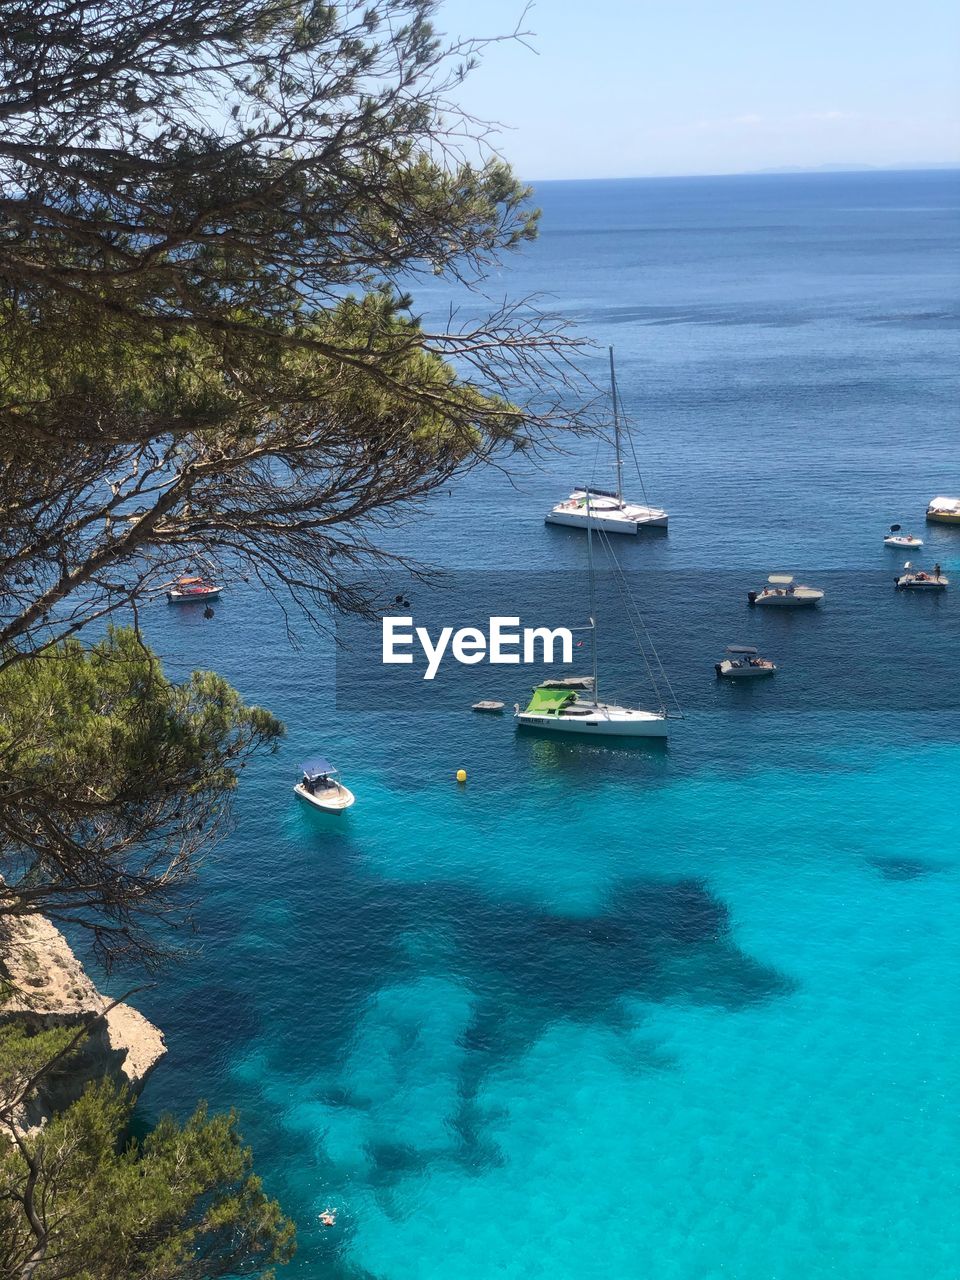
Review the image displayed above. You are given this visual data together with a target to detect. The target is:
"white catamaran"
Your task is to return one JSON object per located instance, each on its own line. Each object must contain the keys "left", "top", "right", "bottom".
{"left": 516, "top": 493, "right": 678, "bottom": 739}
{"left": 545, "top": 348, "right": 668, "bottom": 534}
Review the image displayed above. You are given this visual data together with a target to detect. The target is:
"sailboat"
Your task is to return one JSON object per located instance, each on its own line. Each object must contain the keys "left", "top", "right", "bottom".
{"left": 545, "top": 348, "right": 668, "bottom": 534}
{"left": 516, "top": 493, "right": 675, "bottom": 739}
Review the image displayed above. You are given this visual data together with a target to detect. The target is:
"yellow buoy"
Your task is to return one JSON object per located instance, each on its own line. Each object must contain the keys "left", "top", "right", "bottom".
{"left": 456, "top": 768, "right": 467, "bottom": 783}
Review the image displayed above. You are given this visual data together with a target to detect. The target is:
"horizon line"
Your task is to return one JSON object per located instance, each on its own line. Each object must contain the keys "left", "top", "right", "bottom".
{"left": 523, "top": 163, "right": 960, "bottom": 185}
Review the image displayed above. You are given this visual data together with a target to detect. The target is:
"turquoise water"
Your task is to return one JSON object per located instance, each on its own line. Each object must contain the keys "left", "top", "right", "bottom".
{"left": 131, "top": 172, "right": 960, "bottom": 1279}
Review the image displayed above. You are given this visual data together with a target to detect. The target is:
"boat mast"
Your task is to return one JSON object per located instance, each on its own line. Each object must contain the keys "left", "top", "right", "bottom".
{"left": 585, "top": 488, "right": 599, "bottom": 700}
{"left": 609, "top": 346, "right": 622, "bottom": 504}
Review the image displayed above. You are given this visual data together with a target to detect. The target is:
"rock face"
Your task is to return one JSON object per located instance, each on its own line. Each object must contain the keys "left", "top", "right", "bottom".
{"left": 0, "top": 913, "right": 166, "bottom": 1127}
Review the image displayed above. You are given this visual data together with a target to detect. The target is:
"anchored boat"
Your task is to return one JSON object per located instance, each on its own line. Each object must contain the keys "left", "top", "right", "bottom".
{"left": 715, "top": 645, "right": 777, "bottom": 679}
{"left": 167, "top": 574, "right": 223, "bottom": 603}
{"left": 545, "top": 348, "right": 668, "bottom": 534}
{"left": 516, "top": 677, "right": 669, "bottom": 737}
{"left": 884, "top": 524, "right": 923, "bottom": 549}
{"left": 926, "top": 496, "right": 960, "bottom": 525}
{"left": 748, "top": 575, "right": 824, "bottom": 608}
{"left": 895, "top": 562, "right": 949, "bottom": 592}
{"left": 518, "top": 492, "right": 679, "bottom": 740}
{"left": 294, "top": 757, "right": 356, "bottom": 812}
{"left": 547, "top": 488, "right": 668, "bottom": 534}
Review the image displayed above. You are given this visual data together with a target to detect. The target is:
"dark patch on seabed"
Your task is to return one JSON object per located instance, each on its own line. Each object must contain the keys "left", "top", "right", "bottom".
{"left": 244, "top": 853, "right": 795, "bottom": 1211}
{"left": 257, "top": 869, "right": 799, "bottom": 1279}
{"left": 867, "top": 855, "right": 945, "bottom": 881}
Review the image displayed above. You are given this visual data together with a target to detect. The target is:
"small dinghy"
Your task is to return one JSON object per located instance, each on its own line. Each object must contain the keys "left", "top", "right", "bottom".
{"left": 715, "top": 645, "right": 777, "bottom": 679}
{"left": 884, "top": 524, "right": 923, "bottom": 549}
{"left": 167, "top": 574, "right": 223, "bottom": 603}
{"left": 748, "top": 574, "right": 824, "bottom": 608}
{"left": 294, "top": 756, "right": 355, "bottom": 812}
{"left": 895, "top": 562, "right": 949, "bottom": 592}
{"left": 472, "top": 700, "right": 505, "bottom": 713}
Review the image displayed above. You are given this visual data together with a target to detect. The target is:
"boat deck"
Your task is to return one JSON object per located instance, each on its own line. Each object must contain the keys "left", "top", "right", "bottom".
{"left": 546, "top": 498, "right": 668, "bottom": 532}
{"left": 294, "top": 781, "right": 355, "bottom": 810}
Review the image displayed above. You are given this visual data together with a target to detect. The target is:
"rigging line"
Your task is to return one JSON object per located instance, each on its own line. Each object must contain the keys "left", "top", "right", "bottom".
{"left": 585, "top": 489, "right": 599, "bottom": 701}
{"left": 612, "top": 365, "right": 651, "bottom": 508}
{"left": 591, "top": 356, "right": 621, "bottom": 495}
{"left": 587, "top": 355, "right": 607, "bottom": 491}
{"left": 620, "top": 572, "right": 684, "bottom": 719}
{"left": 596, "top": 525, "right": 684, "bottom": 718}
{"left": 626, "top": 426, "right": 650, "bottom": 508}
{"left": 594, "top": 524, "right": 662, "bottom": 707}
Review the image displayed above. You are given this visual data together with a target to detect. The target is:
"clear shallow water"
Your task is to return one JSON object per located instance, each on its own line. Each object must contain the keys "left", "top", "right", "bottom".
{"left": 129, "top": 172, "right": 959, "bottom": 1279}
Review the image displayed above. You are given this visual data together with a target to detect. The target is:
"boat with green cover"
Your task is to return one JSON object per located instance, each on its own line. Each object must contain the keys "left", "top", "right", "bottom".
{"left": 516, "top": 675, "right": 669, "bottom": 738}
{"left": 517, "top": 485, "right": 678, "bottom": 740}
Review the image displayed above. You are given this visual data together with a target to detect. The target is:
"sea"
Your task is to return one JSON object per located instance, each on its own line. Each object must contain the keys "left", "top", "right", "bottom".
{"left": 129, "top": 170, "right": 960, "bottom": 1279}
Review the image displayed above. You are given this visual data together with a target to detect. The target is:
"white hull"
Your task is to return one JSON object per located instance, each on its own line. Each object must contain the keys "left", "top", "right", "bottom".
{"left": 927, "top": 497, "right": 960, "bottom": 524}
{"left": 516, "top": 703, "right": 668, "bottom": 738}
{"left": 895, "top": 578, "right": 948, "bottom": 592}
{"left": 546, "top": 504, "right": 668, "bottom": 533}
{"left": 749, "top": 590, "right": 823, "bottom": 608}
{"left": 294, "top": 781, "right": 355, "bottom": 812}
{"left": 752, "top": 597, "right": 820, "bottom": 609}
{"left": 168, "top": 586, "right": 222, "bottom": 603}
{"left": 884, "top": 537, "right": 923, "bottom": 549}
{"left": 716, "top": 661, "right": 776, "bottom": 678}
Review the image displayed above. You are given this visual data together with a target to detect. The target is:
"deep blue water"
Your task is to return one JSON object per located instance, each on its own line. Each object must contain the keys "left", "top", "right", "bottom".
{"left": 127, "top": 172, "right": 959, "bottom": 1279}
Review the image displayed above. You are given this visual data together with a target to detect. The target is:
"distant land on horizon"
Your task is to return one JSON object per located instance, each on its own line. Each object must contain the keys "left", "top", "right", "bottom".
{"left": 527, "top": 162, "right": 960, "bottom": 184}
{"left": 753, "top": 161, "right": 960, "bottom": 174}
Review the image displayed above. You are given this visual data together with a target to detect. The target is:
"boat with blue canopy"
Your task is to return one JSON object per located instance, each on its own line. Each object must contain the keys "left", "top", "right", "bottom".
{"left": 294, "top": 756, "right": 355, "bottom": 812}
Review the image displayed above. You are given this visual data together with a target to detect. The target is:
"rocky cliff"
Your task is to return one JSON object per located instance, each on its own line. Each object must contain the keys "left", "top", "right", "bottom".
{"left": 0, "top": 912, "right": 166, "bottom": 1128}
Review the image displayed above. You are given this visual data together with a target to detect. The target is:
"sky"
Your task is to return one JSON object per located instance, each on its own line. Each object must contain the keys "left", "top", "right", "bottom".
{"left": 432, "top": 0, "right": 960, "bottom": 179}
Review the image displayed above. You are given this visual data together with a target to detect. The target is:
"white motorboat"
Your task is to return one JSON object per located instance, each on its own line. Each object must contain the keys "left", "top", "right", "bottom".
{"left": 167, "top": 574, "right": 223, "bottom": 603}
{"left": 748, "top": 574, "right": 824, "bottom": 608}
{"left": 545, "top": 348, "right": 668, "bottom": 534}
{"left": 294, "top": 756, "right": 356, "bottom": 812}
{"left": 895, "top": 562, "right": 949, "bottom": 592}
{"left": 715, "top": 645, "right": 777, "bottom": 679}
{"left": 517, "top": 494, "right": 678, "bottom": 740}
{"left": 926, "top": 496, "right": 960, "bottom": 525}
{"left": 883, "top": 524, "right": 923, "bottom": 549}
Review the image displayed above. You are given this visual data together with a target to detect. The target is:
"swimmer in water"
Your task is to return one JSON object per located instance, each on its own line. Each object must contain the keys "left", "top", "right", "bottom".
{"left": 319, "top": 1208, "right": 338, "bottom": 1227}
